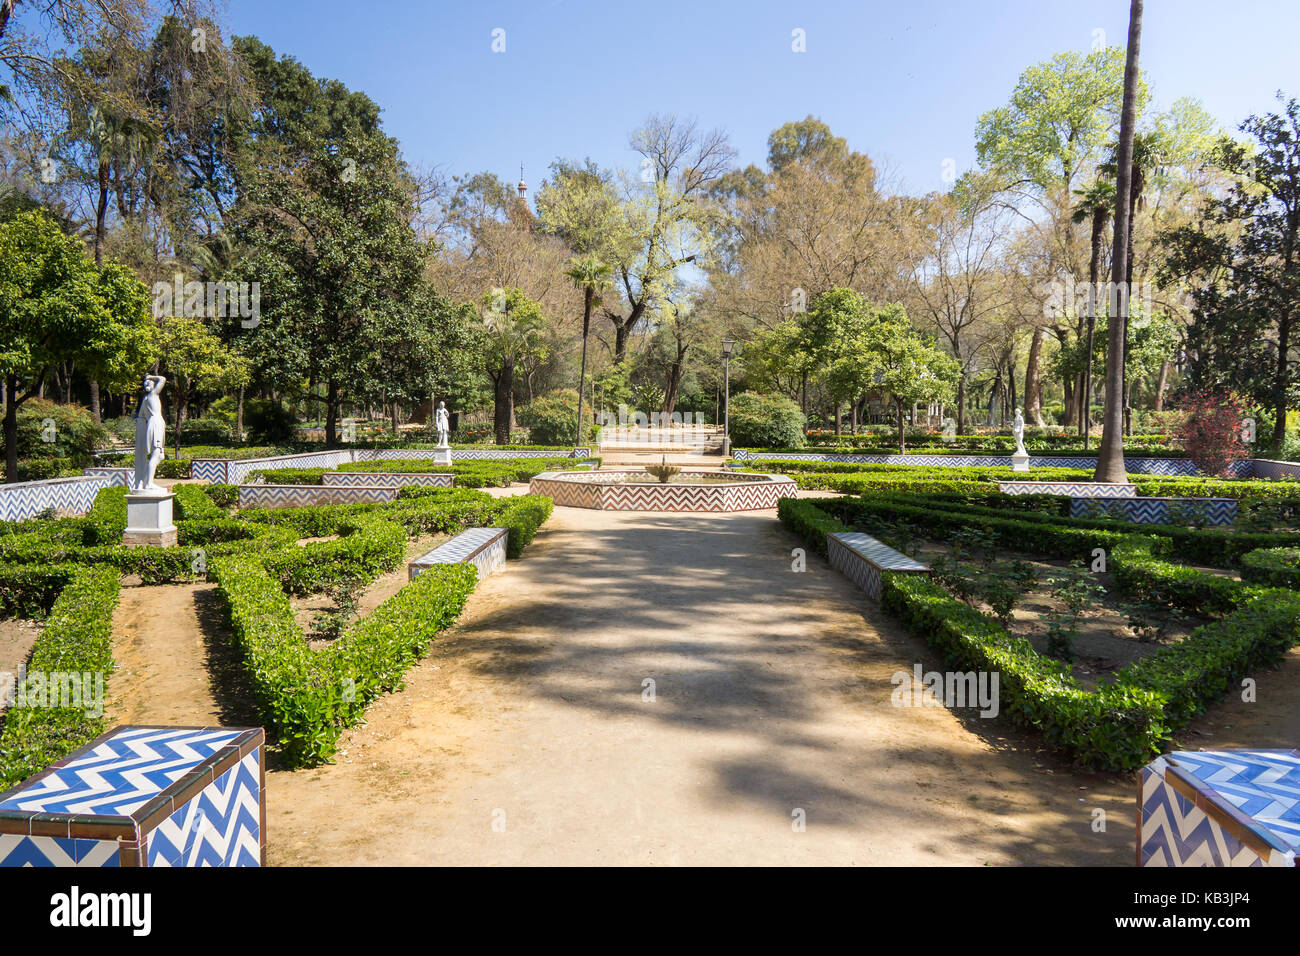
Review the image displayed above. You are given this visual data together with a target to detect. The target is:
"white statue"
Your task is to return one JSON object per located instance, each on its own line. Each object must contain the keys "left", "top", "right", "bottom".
{"left": 435, "top": 401, "right": 450, "bottom": 448}
{"left": 1012, "top": 407, "right": 1028, "bottom": 458}
{"left": 132, "top": 374, "right": 167, "bottom": 492}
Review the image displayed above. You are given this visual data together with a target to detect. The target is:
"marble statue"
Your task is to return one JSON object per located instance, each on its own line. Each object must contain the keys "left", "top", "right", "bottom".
{"left": 132, "top": 374, "right": 167, "bottom": 492}
{"left": 435, "top": 401, "right": 450, "bottom": 447}
{"left": 1012, "top": 407, "right": 1028, "bottom": 458}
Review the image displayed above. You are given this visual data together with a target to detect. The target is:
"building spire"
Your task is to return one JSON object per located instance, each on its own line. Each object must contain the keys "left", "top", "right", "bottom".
{"left": 517, "top": 164, "right": 526, "bottom": 198}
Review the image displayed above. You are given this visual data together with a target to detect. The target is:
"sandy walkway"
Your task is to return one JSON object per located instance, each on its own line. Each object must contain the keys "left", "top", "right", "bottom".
{"left": 266, "top": 505, "right": 1136, "bottom": 866}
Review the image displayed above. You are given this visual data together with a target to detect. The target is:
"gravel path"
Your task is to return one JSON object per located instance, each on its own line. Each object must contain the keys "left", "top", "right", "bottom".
{"left": 266, "top": 504, "right": 1136, "bottom": 866}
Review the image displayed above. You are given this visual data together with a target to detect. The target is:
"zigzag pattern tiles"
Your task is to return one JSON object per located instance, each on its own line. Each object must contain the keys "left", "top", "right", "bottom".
{"left": 322, "top": 472, "right": 453, "bottom": 487}
{"left": 1001, "top": 481, "right": 1137, "bottom": 498}
{"left": 0, "top": 475, "right": 117, "bottom": 523}
{"left": 0, "top": 727, "right": 243, "bottom": 816}
{"left": 146, "top": 752, "right": 261, "bottom": 867}
{"left": 0, "top": 834, "right": 120, "bottom": 867}
{"left": 1070, "top": 497, "right": 1238, "bottom": 526}
{"left": 237, "top": 484, "right": 398, "bottom": 508}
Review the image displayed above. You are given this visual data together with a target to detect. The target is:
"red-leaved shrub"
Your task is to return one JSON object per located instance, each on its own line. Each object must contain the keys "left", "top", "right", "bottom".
{"left": 1176, "top": 389, "right": 1250, "bottom": 476}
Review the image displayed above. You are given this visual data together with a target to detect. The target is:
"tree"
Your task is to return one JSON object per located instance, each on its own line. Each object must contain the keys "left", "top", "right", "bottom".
{"left": 479, "top": 287, "right": 547, "bottom": 445}
{"left": 1070, "top": 177, "right": 1115, "bottom": 445}
{"left": 1159, "top": 95, "right": 1300, "bottom": 456}
{"left": 155, "top": 314, "right": 250, "bottom": 456}
{"left": 563, "top": 255, "right": 610, "bottom": 446}
{"left": 0, "top": 209, "right": 153, "bottom": 480}
{"left": 1095, "top": 0, "right": 1144, "bottom": 483}
{"left": 857, "top": 305, "right": 960, "bottom": 453}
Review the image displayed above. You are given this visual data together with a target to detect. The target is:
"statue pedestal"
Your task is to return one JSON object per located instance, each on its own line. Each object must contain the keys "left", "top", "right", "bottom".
{"left": 430, "top": 446, "right": 452, "bottom": 466}
{"left": 1011, "top": 453, "right": 1030, "bottom": 473}
{"left": 123, "top": 490, "right": 177, "bottom": 547}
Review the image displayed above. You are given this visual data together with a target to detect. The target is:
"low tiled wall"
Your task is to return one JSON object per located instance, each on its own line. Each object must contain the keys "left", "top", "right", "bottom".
{"left": 1001, "top": 481, "right": 1137, "bottom": 498}
{"left": 1069, "top": 496, "right": 1238, "bottom": 526}
{"left": 192, "top": 446, "right": 591, "bottom": 483}
{"left": 237, "top": 483, "right": 399, "bottom": 508}
{"left": 530, "top": 471, "right": 797, "bottom": 512}
{"left": 322, "top": 472, "right": 453, "bottom": 487}
{"left": 0, "top": 474, "right": 121, "bottom": 522}
{"left": 734, "top": 449, "right": 1254, "bottom": 477}
{"left": 1252, "top": 459, "right": 1300, "bottom": 481}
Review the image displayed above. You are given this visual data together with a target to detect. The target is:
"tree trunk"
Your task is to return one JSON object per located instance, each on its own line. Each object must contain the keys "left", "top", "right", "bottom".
{"left": 89, "top": 380, "right": 101, "bottom": 424}
{"left": 1095, "top": 0, "right": 1143, "bottom": 483}
{"left": 1082, "top": 204, "right": 1105, "bottom": 448}
{"left": 390, "top": 401, "right": 400, "bottom": 440}
{"left": 896, "top": 399, "right": 906, "bottom": 454}
{"left": 1024, "top": 328, "right": 1044, "bottom": 425}
{"left": 1154, "top": 361, "right": 1170, "bottom": 412}
{"left": 325, "top": 380, "right": 340, "bottom": 448}
{"left": 236, "top": 385, "right": 245, "bottom": 442}
{"left": 4, "top": 375, "right": 18, "bottom": 483}
{"left": 1275, "top": 311, "right": 1293, "bottom": 456}
{"left": 955, "top": 375, "right": 966, "bottom": 435}
{"left": 494, "top": 359, "right": 514, "bottom": 445}
{"left": 574, "top": 292, "right": 592, "bottom": 448}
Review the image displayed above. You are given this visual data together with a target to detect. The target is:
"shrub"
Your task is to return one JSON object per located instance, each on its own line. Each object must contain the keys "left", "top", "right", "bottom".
{"left": 0, "top": 398, "right": 110, "bottom": 468}
{"left": 1239, "top": 547, "right": 1300, "bottom": 588}
{"left": 178, "top": 416, "right": 234, "bottom": 446}
{"left": 0, "top": 565, "right": 121, "bottom": 789}
{"left": 250, "top": 467, "right": 327, "bottom": 485}
{"left": 493, "top": 495, "right": 554, "bottom": 558}
{"left": 14, "top": 459, "right": 84, "bottom": 481}
{"left": 516, "top": 389, "right": 597, "bottom": 445}
{"left": 1177, "top": 389, "right": 1250, "bottom": 477}
{"left": 729, "top": 392, "right": 806, "bottom": 450}
{"left": 244, "top": 399, "right": 298, "bottom": 445}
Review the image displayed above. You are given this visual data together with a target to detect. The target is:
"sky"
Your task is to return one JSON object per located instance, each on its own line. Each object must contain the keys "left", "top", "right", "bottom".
{"left": 224, "top": 0, "right": 1299, "bottom": 196}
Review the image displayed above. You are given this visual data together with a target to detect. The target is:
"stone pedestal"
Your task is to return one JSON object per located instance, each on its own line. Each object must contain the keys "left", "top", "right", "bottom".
{"left": 123, "top": 490, "right": 177, "bottom": 547}
{"left": 429, "top": 446, "right": 452, "bottom": 466}
{"left": 1011, "top": 453, "right": 1030, "bottom": 473}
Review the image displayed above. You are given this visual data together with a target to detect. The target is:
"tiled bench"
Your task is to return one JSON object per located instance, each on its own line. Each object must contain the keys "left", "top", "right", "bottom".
{"left": 827, "top": 531, "right": 930, "bottom": 600}
{"left": 408, "top": 527, "right": 508, "bottom": 582}
{"left": 0, "top": 726, "right": 264, "bottom": 867}
{"left": 1139, "top": 749, "right": 1300, "bottom": 866}
{"left": 1000, "top": 481, "right": 1137, "bottom": 498}
{"left": 1069, "top": 496, "right": 1238, "bottom": 527}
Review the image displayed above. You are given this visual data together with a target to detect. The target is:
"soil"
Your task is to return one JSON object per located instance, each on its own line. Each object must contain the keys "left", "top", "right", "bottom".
{"left": 0, "top": 618, "right": 43, "bottom": 716}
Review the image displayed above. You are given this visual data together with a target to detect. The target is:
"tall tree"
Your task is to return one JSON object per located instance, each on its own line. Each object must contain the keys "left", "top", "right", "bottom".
{"left": 1095, "top": 0, "right": 1144, "bottom": 482}
{"left": 1070, "top": 178, "right": 1115, "bottom": 445}
{"left": 564, "top": 255, "right": 610, "bottom": 446}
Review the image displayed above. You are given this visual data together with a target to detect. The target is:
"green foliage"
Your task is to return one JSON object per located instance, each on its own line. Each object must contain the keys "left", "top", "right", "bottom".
{"left": 0, "top": 566, "right": 121, "bottom": 789}
{"left": 1239, "top": 547, "right": 1300, "bottom": 588}
{"left": 1, "top": 398, "right": 110, "bottom": 467}
{"left": 729, "top": 392, "right": 806, "bottom": 449}
{"left": 494, "top": 495, "right": 554, "bottom": 558}
{"left": 516, "top": 389, "right": 597, "bottom": 445}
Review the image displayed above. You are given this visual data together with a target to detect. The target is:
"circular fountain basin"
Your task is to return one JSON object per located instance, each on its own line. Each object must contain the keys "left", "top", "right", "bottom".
{"left": 529, "top": 470, "right": 797, "bottom": 512}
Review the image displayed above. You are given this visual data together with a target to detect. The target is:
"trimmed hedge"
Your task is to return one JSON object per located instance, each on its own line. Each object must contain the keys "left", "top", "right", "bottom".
{"left": 0, "top": 566, "right": 121, "bottom": 789}
{"left": 1239, "top": 547, "right": 1300, "bottom": 589}
{"left": 211, "top": 552, "right": 476, "bottom": 766}
{"left": 494, "top": 495, "right": 554, "bottom": 558}
{"left": 780, "top": 495, "right": 1300, "bottom": 771}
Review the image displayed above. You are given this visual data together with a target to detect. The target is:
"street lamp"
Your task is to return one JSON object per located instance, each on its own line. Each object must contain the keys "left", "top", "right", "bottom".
{"left": 721, "top": 339, "right": 735, "bottom": 458}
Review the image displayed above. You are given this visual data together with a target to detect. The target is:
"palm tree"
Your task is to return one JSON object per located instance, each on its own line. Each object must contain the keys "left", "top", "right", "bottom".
{"left": 564, "top": 256, "right": 611, "bottom": 448}
{"left": 1095, "top": 0, "right": 1143, "bottom": 482}
{"left": 1071, "top": 178, "right": 1116, "bottom": 449}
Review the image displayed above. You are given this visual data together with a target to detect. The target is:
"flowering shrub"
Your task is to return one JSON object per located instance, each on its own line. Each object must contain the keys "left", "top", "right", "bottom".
{"left": 1177, "top": 390, "right": 1250, "bottom": 477}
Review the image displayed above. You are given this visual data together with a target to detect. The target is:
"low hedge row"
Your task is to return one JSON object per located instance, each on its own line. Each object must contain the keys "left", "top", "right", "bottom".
{"left": 1239, "top": 547, "right": 1300, "bottom": 589}
{"left": 494, "top": 495, "right": 554, "bottom": 558}
{"left": 780, "top": 496, "right": 1300, "bottom": 770}
{"left": 0, "top": 565, "right": 121, "bottom": 789}
{"left": 260, "top": 515, "right": 407, "bottom": 595}
{"left": 211, "top": 552, "right": 476, "bottom": 766}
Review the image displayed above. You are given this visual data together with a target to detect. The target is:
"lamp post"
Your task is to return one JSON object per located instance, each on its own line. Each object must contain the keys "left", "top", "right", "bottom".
{"left": 722, "top": 339, "right": 735, "bottom": 458}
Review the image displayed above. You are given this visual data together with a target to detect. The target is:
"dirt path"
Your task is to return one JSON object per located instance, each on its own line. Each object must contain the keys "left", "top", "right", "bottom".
{"left": 266, "top": 505, "right": 1137, "bottom": 866}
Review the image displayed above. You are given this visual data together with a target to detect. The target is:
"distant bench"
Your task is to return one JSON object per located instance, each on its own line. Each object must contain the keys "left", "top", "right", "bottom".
{"left": 408, "top": 527, "right": 508, "bottom": 582}
{"left": 827, "top": 531, "right": 930, "bottom": 600}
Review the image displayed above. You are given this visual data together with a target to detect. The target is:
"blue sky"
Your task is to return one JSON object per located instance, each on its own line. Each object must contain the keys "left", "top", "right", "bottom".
{"left": 226, "top": 0, "right": 1299, "bottom": 195}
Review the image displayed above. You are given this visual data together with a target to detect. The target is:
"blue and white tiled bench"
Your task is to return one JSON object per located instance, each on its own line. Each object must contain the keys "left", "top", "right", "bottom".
{"left": 408, "top": 527, "right": 508, "bottom": 582}
{"left": 827, "top": 531, "right": 930, "bottom": 600}
{"left": 0, "top": 725, "right": 265, "bottom": 867}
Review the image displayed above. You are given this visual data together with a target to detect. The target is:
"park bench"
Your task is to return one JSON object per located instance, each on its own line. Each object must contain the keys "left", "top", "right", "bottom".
{"left": 826, "top": 531, "right": 930, "bottom": 600}
{"left": 408, "top": 526, "right": 508, "bottom": 582}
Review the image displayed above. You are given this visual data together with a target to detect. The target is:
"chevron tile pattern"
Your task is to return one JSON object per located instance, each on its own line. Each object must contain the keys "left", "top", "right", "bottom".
{"left": 323, "top": 472, "right": 453, "bottom": 487}
{"left": 1252, "top": 459, "right": 1300, "bottom": 480}
{"left": 237, "top": 484, "right": 399, "bottom": 508}
{"left": 0, "top": 726, "right": 264, "bottom": 867}
{"left": 0, "top": 475, "right": 118, "bottom": 523}
{"left": 530, "top": 472, "right": 797, "bottom": 511}
{"left": 828, "top": 532, "right": 929, "bottom": 600}
{"left": 0, "top": 727, "right": 244, "bottom": 816}
{"left": 409, "top": 527, "right": 504, "bottom": 581}
{"left": 82, "top": 467, "right": 132, "bottom": 487}
{"left": 1069, "top": 497, "right": 1238, "bottom": 526}
{"left": 189, "top": 459, "right": 230, "bottom": 482}
{"left": 1139, "top": 750, "right": 1300, "bottom": 867}
{"left": 0, "top": 835, "right": 120, "bottom": 867}
{"left": 1000, "top": 481, "right": 1137, "bottom": 498}
{"left": 734, "top": 450, "right": 1256, "bottom": 477}
{"left": 146, "top": 751, "right": 261, "bottom": 867}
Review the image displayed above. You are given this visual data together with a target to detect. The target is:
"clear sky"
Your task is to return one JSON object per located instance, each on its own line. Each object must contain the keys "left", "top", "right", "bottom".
{"left": 225, "top": 0, "right": 1300, "bottom": 195}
